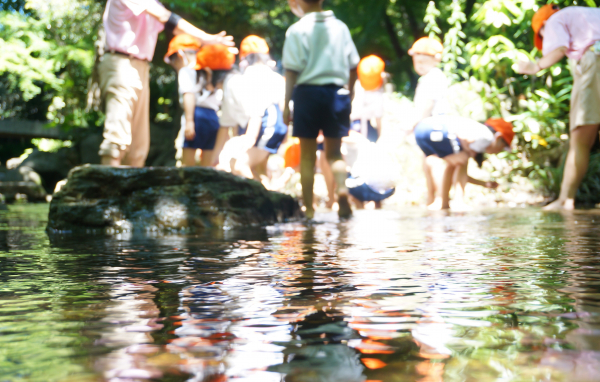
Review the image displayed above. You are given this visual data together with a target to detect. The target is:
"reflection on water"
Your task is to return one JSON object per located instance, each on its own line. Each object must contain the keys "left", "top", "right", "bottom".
{"left": 1, "top": 205, "right": 600, "bottom": 381}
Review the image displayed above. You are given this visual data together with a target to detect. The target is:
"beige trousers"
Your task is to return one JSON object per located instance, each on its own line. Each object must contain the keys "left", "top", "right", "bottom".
{"left": 570, "top": 48, "right": 600, "bottom": 131}
{"left": 98, "top": 53, "right": 150, "bottom": 166}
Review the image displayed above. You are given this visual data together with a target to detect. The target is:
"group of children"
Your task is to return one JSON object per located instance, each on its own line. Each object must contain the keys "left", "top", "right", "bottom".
{"left": 165, "top": 0, "right": 600, "bottom": 217}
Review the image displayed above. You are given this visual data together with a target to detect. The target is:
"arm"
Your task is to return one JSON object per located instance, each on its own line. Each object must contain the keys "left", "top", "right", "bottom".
{"left": 515, "top": 46, "right": 568, "bottom": 75}
{"left": 143, "top": 2, "right": 234, "bottom": 47}
{"left": 467, "top": 176, "right": 499, "bottom": 189}
{"left": 241, "top": 116, "right": 262, "bottom": 151}
{"left": 283, "top": 70, "right": 299, "bottom": 125}
{"left": 349, "top": 68, "right": 358, "bottom": 101}
{"left": 183, "top": 93, "right": 196, "bottom": 141}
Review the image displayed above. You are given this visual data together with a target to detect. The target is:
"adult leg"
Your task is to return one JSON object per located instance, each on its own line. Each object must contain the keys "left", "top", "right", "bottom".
{"left": 181, "top": 148, "right": 197, "bottom": 167}
{"left": 300, "top": 138, "right": 318, "bottom": 219}
{"left": 123, "top": 60, "right": 150, "bottom": 168}
{"left": 544, "top": 124, "right": 600, "bottom": 210}
{"left": 318, "top": 151, "right": 336, "bottom": 208}
{"left": 324, "top": 137, "right": 352, "bottom": 218}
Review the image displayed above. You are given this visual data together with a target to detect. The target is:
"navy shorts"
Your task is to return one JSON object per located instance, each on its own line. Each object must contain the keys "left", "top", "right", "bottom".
{"left": 255, "top": 104, "right": 288, "bottom": 154}
{"left": 183, "top": 107, "right": 219, "bottom": 150}
{"left": 292, "top": 85, "right": 351, "bottom": 139}
{"left": 351, "top": 120, "right": 379, "bottom": 143}
{"left": 414, "top": 119, "right": 461, "bottom": 158}
{"left": 347, "top": 176, "right": 395, "bottom": 202}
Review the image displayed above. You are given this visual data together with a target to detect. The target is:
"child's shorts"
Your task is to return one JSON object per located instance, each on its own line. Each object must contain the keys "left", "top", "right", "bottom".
{"left": 292, "top": 85, "right": 351, "bottom": 139}
{"left": 351, "top": 120, "right": 379, "bottom": 142}
{"left": 183, "top": 107, "right": 219, "bottom": 150}
{"left": 414, "top": 118, "right": 461, "bottom": 158}
{"left": 255, "top": 104, "right": 289, "bottom": 154}
{"left": 347, "top": 176, "right": 395, "bottom": 202}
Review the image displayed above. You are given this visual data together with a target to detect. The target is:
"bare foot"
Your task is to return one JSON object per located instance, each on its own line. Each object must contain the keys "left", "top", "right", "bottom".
{"left": 304, "top": 207, "right": 315, "bottom": 220}
{"left": 337, "top": 192, "right": 352, "bottom": 219}
{"left": 427, "top": 198, "right": 444, "bottom": 211}
{"left": 325, "top": 199, "right": 335, "bottom": 209}
{"left": 543, "top": 198, "right": 575, "bottom": 211}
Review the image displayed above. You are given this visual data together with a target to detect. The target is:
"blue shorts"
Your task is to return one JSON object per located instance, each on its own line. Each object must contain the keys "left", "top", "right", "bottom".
{"left": 347, "top": 176, "right": 395, "bottom": 202}
{"left": 351, "top": 120, "right": 379, "bottom": 143}
{"left": 414, "top": 119, "right": 461, "bottom": 158}
{"left": 255, "top": 104, "right": 288, "bottom": 154}
{"left": 183, "top": 107, "right": 219, "bottom": 150}
{"left": 292, "top": 85, "right": 351, "bottom": 139}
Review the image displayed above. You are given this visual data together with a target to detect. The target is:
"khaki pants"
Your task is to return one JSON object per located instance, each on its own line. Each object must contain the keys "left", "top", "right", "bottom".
{"left": 570, "top": 48, "right": 600, "bottom": 131}
{"left": 98, "top": 53, "right": 150, "bottom": 166}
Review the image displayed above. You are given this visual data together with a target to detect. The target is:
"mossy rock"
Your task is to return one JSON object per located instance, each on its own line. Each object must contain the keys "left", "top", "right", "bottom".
{"left": 47, "top": 165, "right": 301, "bottom": 234}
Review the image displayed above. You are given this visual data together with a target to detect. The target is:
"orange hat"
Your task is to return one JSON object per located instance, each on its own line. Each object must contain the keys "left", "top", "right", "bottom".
{"left": 485, "top": 118, "right": 515, "bottom": 146}
{"left": 195, "top": 44, "right": 236, "bottom": 71}
{"left": 358, "top": 55, "right": 386, "bottom": 91}
{"left": 164, "top": 34, "right": 201, "bottom": 64}
{"left": 284, "top": 142, "right": 301, "bottom": 169}
{"left": 240, "top": 35, "right": 270, "bottom": 59}
{"left": 408, "top": 37, "right": 444, "bottom": 58}
{"left": 532, "top": 4, "right": 560, "bottom": 51}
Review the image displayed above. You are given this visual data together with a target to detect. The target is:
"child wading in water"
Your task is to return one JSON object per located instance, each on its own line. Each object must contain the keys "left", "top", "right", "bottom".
{"left": 283, "top": 0, "right": 360, "bottom": 219}
{"left": 414, "top": 116, "right": 514, "bottom": 210}
{"left": 516, "top": 4, "right": 600, "bottom": 210}
{"left": 408, "top": 37, "right": 452, "bottom": 209}
{"left": 164, "top": 35, "right": 203, "bottom": 165}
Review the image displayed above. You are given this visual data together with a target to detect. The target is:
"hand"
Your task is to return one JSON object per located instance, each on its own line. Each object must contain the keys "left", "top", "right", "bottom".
{"left": 185, "top": 122, "right": 196, "bottom": 141}
{"left": 283, "top": 106, "right": 291, "bottom": 125}
{"left": 514, "top": 60, "right": 539, "bottom": 75}
{"left": 202, "top": 31, "right": 236, "bottom": 50}
{"left": 485, "top": 181, "right": 499, "bottom": 189}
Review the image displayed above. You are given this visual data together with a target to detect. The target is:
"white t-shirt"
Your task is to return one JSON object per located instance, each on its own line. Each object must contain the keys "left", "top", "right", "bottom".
{"left": 283, "top": 11, "right": 360, "bottom": 86}
{"left": 432, "top": 115, "right": 494, "bottom": 153}
{"left": 351, "top": 81, "right": 384, "bottom": 121}
{"left": 220, "top": 73, "right": 249, "bottom": 128}
{"left": 414, "top": 67, "right": 450, "bottom": 117}
{"left": 219, "top": 65, "right": 285, "bottom": 128}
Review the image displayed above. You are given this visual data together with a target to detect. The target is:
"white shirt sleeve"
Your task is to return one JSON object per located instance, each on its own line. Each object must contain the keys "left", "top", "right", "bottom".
{"left": 283, "top": 28, "right": 307, "bottom": 72}
{"left": 344, "top": 24, "right": 361, "bottom": 69}
{"left": 220, "top": 75, "right": 248, "bottom": 127}
{"left": 178, "top": 67, "right": 198, "bottom": 95}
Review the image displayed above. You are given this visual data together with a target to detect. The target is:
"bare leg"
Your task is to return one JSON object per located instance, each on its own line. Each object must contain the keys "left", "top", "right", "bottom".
{"left": 199, "top": 150, "right": 214, "bottom": 167}
{"left": 101, "top": 154, "right": 122, "bottom": 167}
{"left": 440, "top": 163, "right": 456, "bottom": 210}
{"left": 299, "top": 138, "right": 318, "bottom": 219}
{"left": 423, "top": 155, "right": 436, "bottom": 206}
{"left": 544, "top": 124, "right": 600, "bottom": 210}
{"left": 232, "top": 148, "right": 269, "bottom": 181}
{"left": 452, "top": 164, "right": 471, "bottom": 211}
{"left": 181, "top": 148, "right": 197, "bottom": 167}
{"left": 318, "top": 151, "right": 336, "bottom": 208}
{"left": 212, "top": 127, "right": 230, "bottom": 167}
{"left": 425, "top": 155, "right": 446, "bottom": 209}
{"left": 324, "top": 137, "right": 352, "bottom": 219}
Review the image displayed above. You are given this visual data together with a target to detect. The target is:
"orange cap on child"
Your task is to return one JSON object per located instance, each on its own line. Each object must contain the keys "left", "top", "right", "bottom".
{"left": 357, "top": 55, "right": 385, "bottom": 91}
{"left": 195, "top": 45, "right": 237, "bottom": 71}
{"left": 284, "top": 142, "right": 301, "bottom": 169}
{"left": 408, "top": 37, "right": 444, "bottom": 58}
{"left": 240, "top": 35, "right": 270, "bottom": 59}
{"left": 485, "top": 118, "right": 515, "bottom": 146}
{"left": 164, "top": 34, "right": 202, "bottom": 64}
{"left": 532, "top": 4, "right": 560, "bottom": 51}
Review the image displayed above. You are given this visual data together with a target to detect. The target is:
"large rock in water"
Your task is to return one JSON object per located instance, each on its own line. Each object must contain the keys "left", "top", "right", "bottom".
{"left": 47, "top": 165, "right": 301, "bottom": 233}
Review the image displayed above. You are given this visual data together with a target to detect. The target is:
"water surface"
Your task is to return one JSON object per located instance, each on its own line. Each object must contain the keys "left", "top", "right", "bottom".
{"left": 1, "top": 204, "right": 599, "bottom": 382}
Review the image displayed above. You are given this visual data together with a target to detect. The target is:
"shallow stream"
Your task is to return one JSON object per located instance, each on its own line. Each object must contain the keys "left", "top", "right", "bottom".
{"left": 1, "top": 204, "right": 600, "bottom": 382}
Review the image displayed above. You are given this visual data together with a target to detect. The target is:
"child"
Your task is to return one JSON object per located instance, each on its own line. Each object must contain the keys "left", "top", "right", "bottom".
{"left": 515, "top": 4, "right": 600, "bottom": 210}
{"left": 181, "top": 44, "right": 236, "bottom": 167}
{"left": 164, "top": 35, "right": 202, "bottom": 166}
{"left": 222, "top": 36, "right": 287, "bottom": 181}
{"left": 351, "top": 55, "right": 387, "bottom": 143}
{"left": 283, "top": 0, "right": 360, "bottom": 219}
{"left": 414, "top": 116, "right": 514, "bottom": 210}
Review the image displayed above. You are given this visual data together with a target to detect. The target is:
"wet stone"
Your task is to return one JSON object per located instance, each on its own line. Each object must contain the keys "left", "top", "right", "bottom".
{"left": 47, "top": 165, "right": 301, "bottom": 234}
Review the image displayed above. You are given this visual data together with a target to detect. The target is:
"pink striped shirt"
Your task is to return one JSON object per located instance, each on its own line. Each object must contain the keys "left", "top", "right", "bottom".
{"left": 103, "top": 0, "right": 165, "bottom": 61}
